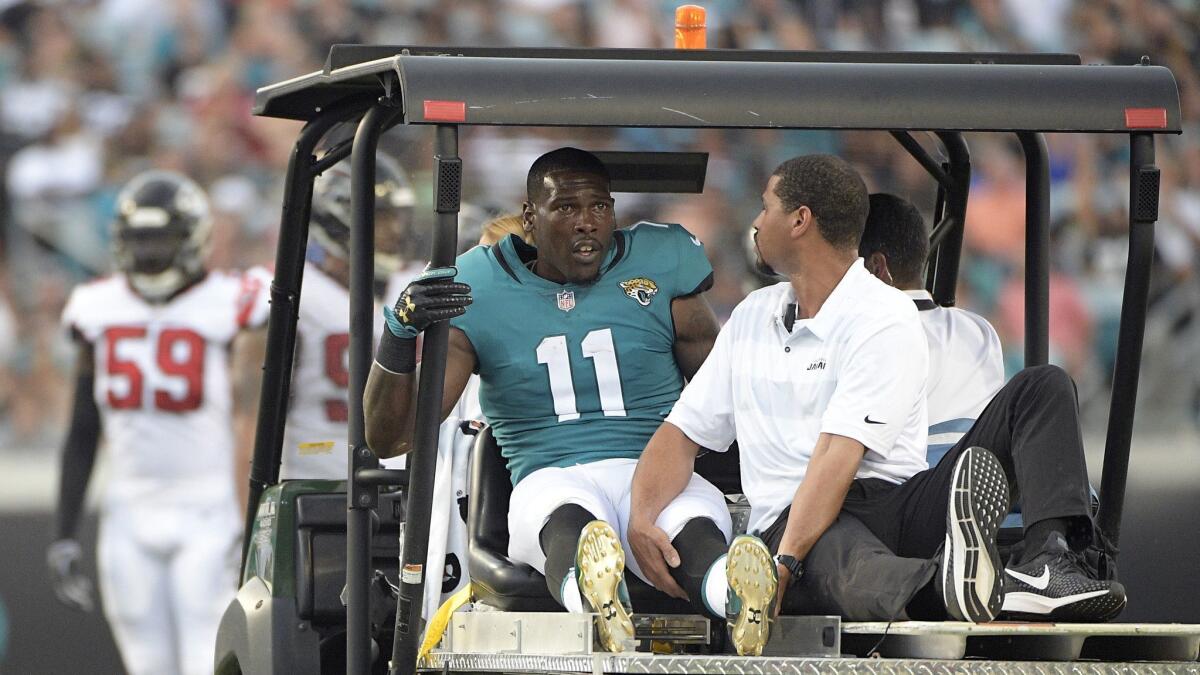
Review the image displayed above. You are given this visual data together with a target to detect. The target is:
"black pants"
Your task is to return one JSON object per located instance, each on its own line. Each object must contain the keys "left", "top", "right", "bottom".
{"left": 759, "top": 365, "right": 1094, "bottom": 619}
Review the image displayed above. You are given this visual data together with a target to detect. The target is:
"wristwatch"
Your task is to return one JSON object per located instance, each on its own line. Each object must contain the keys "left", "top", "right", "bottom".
{"left": 775, "top": 553, "right": 804, "bottom": 584}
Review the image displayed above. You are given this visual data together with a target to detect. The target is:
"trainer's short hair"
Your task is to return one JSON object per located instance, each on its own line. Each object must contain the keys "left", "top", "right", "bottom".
{"left": 526, "top": 147, "right": 610, "bottom": 202}
{"left": 860, "top": 193, "right": 929, "bottom": 288}
{"left": 771, "top": 155, "right": 868, "bottom": 250}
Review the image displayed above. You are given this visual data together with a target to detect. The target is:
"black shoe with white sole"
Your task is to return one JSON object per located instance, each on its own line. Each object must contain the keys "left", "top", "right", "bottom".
{"left": 941, "top": 446, "right": 1010, "bottom": 623}
{"left": 1001, "top": 531, "right": 1127, "bottom": 622}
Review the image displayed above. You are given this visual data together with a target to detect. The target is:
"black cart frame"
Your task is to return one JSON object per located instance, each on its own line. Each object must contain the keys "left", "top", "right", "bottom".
{"left": 246, "top": 46, "right": 1181, "bottom": 675}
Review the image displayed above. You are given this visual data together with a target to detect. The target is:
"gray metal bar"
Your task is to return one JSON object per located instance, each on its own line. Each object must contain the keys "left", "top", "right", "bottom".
{"left": 389, "top": 124, "right": 461, "bottom": 675}
{"left": 355, "top": 468, "right": 408, "bottom": 486}
{"left": 1019, "top": 132, "right": 1050, "bottom": 366}
{"left": 929, "top": 133, "right": 970, "bottom": 307}
{"left": 347, "top": 102, "right": 398, "bottom": 675}
{"left": 890, "top": 131, "right": 953, "bottom": 190}
{"left": 241, "top": 100, "right": 366, "bottom": 570}
{"left": 256, "top": 55, "right": 1182, "bottom": 133}
{"left": 1097, "top": 132, "right": 1159, "bottom": 549}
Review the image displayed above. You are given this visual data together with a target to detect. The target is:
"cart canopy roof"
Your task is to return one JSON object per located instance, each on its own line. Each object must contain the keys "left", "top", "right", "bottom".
{"left": 254, "top": 46, "right": 1180, "bottom": 134}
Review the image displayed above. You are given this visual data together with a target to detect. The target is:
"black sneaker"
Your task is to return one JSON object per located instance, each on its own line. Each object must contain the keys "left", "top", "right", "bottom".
{"left": 941, "top": 446, "right": 1010, "bottom": 623}
{"left": 1001, "top": 531, "right": 1127, "bottom": 621}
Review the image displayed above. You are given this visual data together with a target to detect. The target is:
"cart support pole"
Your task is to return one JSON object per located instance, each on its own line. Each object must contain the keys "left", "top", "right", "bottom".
{"left": 930, "top": 132, "right": 970, "bottom": 307}
{"left": 1018, "top": 132, "right": 1050, "bottom": 367}
{"left": 347, "top": 102, "right": 396, "bottom": 675}
{"left": 389, "top": 124, "right": 461, "bottom": 675}
{"left": 242, "top": 104, "right": 359, "bottom": 570}
{"left": 1098, "top": 132, "right": 1159, "bottom": 550}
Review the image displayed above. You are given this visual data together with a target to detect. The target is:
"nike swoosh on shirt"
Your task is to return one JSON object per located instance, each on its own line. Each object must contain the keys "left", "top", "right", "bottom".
{"left": 863, "top": 415, "right": 886, "bottom": 425}
{"left": 1005, "top": 565, "right": 1051, "bottom": 590}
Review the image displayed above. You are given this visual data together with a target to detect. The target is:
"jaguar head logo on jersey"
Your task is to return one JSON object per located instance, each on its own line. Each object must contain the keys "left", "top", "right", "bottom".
{"left": 556, "top": 289, "right": 576, "bottom": 312}
{"left": 619, "top": 277, "right": 659, "bottom": 307}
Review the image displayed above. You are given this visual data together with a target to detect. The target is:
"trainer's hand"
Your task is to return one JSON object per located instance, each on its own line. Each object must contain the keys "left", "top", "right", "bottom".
{"left": 384, "top": 267, "right": 472, "bottom": 339}
{"left": 774, "top": 563, "right": 790, "bottom": 618}
{"left": 627, "top": 518, "right": 687, "bottom": 600}
{"left": 46, "top": 539, "right": 95, "bottom": 612}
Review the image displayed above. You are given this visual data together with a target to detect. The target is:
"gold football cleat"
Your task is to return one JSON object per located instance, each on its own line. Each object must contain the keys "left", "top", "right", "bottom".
{"left": 726, "top": 535, "right": 778, "bottom": 656}
{"left": 576, "top": 520, "right": 635, "bottom": 652}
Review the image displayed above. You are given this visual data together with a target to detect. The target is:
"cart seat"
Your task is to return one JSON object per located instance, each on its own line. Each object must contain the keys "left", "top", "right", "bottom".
{"left": 468, "top": 426, "right": 741, "bottom": 613}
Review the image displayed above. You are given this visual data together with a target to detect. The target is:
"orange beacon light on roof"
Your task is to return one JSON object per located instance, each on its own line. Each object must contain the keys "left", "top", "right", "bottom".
{"left": 675, "top": 5, "right": 707, "bottom": 50}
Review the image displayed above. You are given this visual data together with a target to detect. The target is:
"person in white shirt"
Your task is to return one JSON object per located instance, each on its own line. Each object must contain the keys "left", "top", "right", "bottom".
{"left": 857, "top": 193, "right": 1124, "bottom": 622}
{"left": 47, "top": 171, "right": 272, "bottom": 675}
{"left": 630, "top": 155, "right": 1013, "bottom": 656}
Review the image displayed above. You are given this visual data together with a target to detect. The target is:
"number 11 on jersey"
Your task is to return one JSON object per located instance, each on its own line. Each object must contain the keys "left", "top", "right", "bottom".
{"left": 535, "top": 328, "right": 626, "bottom": 422}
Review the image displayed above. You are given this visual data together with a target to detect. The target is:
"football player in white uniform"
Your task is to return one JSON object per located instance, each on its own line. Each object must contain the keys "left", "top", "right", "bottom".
{"left": 231, "top": 155, "right": 421, "bottom": 480}
{"left": 46, "top": 171, "right": 271, "bottom": 675}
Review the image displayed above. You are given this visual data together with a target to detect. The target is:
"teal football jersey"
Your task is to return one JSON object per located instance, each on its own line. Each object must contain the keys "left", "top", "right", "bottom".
{"left": 451, "top": 222, "right": 713, "bottom": 485}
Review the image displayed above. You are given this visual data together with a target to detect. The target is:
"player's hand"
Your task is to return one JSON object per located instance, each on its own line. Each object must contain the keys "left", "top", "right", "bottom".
{"left": 384, "top": 267, "right": 472, "bottom": 339}
{"left": 627, "top": 518, "right": 688, "bottom": 600}
{"left": 46, "top": 539, "right": 95, "bottom": 612}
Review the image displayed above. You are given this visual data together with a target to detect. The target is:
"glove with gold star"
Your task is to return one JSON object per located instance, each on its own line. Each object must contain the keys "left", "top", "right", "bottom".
{"left": 377, "top": 266, "right": 471, "bottom": 373}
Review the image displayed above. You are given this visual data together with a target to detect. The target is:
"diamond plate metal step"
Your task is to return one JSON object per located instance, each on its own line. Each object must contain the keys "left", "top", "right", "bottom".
{"left": 841, "top": 621, "right": 1200, "bottom": 661}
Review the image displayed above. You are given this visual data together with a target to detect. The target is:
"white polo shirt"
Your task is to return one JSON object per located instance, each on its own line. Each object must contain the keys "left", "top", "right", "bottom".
{"left": 668, "top": 259, "right": 929, "bottom": 534}
{"left": 908, "top": 289, "right": 1005, "bottom": 465}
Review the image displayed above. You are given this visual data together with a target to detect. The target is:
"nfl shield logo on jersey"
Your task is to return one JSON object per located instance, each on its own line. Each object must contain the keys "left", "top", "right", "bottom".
{"left": 556, "top": 289, "right": 576, "bottom": 312}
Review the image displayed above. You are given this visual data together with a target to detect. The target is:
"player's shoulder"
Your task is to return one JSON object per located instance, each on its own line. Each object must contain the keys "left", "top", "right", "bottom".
{"left": 454, "top": 236, "right": 520, "bottom": 287}
{"left": 66, "top": 274, "right": 126, "bottom": 305}
{"left": 62, "top": 275, "right": 140, "bottom": 339}
{"left": 623, "top": 221, "right": 703, "bottom": 251}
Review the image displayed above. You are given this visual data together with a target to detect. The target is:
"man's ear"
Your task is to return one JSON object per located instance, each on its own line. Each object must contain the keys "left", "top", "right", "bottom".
{"left": 789, "top": 205, "right": 812, "bottom": 240}
{"left": 521, "top": 202, "right": 535, "bottom": 233}
{"left": 866, "top": 251, "right": 894, "bottom": 286}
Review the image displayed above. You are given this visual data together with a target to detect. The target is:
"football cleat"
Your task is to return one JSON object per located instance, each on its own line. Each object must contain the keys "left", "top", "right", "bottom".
{"left": 575, "top": 520, "right": 635, "bottom": 652}
{"left": 725, "top": 535, "right": 777, "bottom": 656}
{"left": 941, "top": 446, "right": 1010, "bottom": 623}
{"left": 1001, "top": 531, "right": 1127, "bottom": 622}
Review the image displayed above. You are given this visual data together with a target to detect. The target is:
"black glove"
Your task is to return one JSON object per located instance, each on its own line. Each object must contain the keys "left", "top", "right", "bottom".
{"left": 383, "top": 266, "right": 472, "bottom": 339}
{"left": 46, "top": 539, "right": 95, "bottom": 612}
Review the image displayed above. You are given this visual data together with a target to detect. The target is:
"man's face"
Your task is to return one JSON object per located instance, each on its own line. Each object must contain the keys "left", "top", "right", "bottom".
{"left": 750, "top": 175, "right": 789, "bottom": 277}
{"left": 119, "top": 225, "right": 186, "bottom": 275}
{"left": 523, "top": 170, "right": 616, "bottom": 284}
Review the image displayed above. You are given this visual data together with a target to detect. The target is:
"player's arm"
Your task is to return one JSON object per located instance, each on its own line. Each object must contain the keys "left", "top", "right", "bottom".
{"left": 231, "top": 325, "right": 268, "bottom": 509}
{"left": 670, "top": 291, "right": 720, "bottom": 380}
{"left": 47, "top": 336, "right": 101, "bottom": 612}
{"left": 364, "top": 327, "right": 476, "bottom": 458}
{"left": 363, "top": 266, "right": 474, "bottom": 458}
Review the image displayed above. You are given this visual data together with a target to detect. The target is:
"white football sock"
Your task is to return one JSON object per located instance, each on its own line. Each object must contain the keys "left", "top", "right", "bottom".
{"left": 561, "top": 566, "right": 585, "bottom": 613}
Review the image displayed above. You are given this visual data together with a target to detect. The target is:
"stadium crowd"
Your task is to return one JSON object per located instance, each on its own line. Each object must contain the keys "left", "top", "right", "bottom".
{"left": 2, "top": 0, "right": 1200, "bottom": 452}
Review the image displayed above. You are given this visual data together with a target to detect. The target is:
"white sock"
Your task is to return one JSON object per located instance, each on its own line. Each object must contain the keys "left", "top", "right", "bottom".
{"left": 561, "top": 566, "right": 585, "bottom": 613}
{"left": 702, "top": 554, "right": 728, "bottom": 617}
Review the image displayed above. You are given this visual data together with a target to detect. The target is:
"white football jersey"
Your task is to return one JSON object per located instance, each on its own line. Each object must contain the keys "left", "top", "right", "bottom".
{"left": 907, "top": 289, "right": 1005, "bottom": 464}
{"left": 62, "top": 271, "right": 271, "bottom": 507}
{"left": 280, "top": 264, "right": 363, "bottom": 479}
